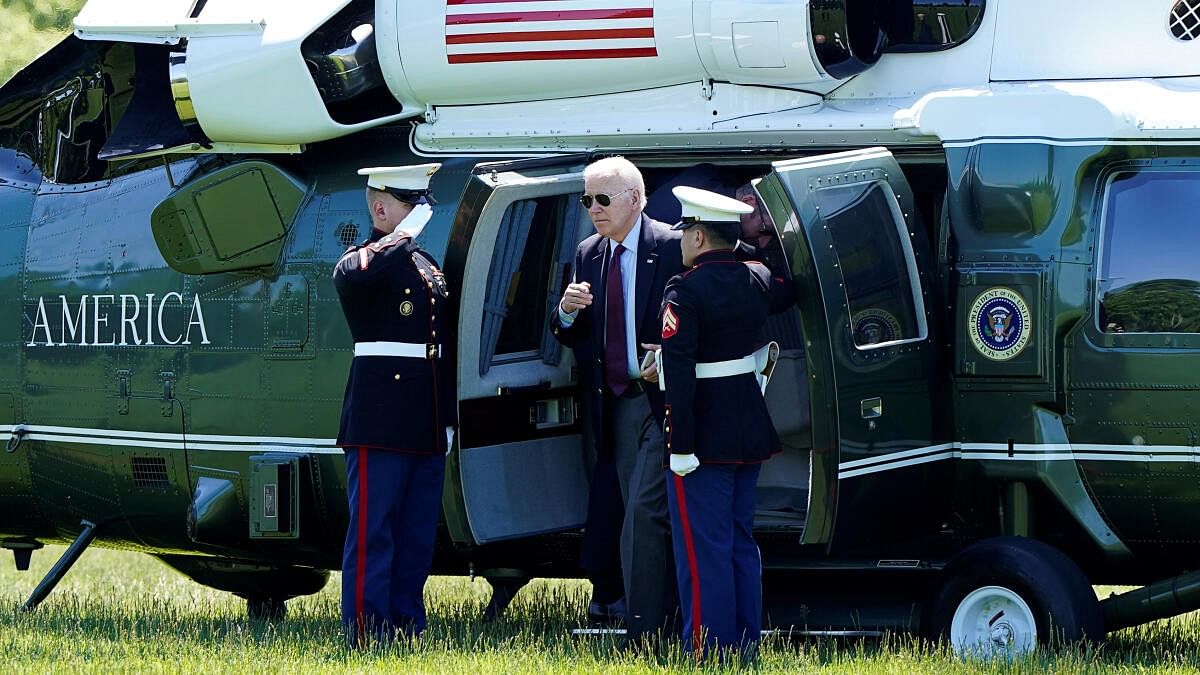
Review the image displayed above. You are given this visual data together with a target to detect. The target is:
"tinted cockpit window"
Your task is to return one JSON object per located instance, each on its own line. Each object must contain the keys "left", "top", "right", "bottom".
{"left": 883, "top": 1, "right": 986, "bottom": 52}
{"left": 1099, "top": 171, "right": 1200, "bottom": 334}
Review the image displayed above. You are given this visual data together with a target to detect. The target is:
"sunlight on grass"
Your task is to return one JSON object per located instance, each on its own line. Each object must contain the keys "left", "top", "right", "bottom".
{"left": 2, "top": 546, "right": 1199, "bottom": 673}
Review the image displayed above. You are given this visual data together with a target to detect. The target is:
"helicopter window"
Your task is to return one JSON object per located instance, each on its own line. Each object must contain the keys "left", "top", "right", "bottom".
{"left": 815, "top": 180, "right": 927, "bottom": 349}
{"left": 481, "top": 194, "right": 579, "bottom": 371}
{"left": 1098, "top": 170, "right": 1200, "bottom": 334}
{"left": 881, "top": 1, "right": 986, "bottom": 53}
{"left": 38, "top": 72, "right": 111, "bottom": 184}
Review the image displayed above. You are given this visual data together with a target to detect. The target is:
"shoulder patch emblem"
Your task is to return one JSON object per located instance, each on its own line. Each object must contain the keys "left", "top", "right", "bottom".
{"left": 662, "top": 304, "right": 679, "bottom": 339}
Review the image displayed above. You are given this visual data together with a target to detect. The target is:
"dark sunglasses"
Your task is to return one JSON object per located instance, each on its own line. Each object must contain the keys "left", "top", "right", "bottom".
{"left": 579, "top": 188, "right": 632, "bottom": 208}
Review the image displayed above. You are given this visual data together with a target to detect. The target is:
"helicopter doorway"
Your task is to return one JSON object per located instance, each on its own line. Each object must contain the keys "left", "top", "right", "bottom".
{"left": 443, "top": 157, "right": 594, "bottom": 545}
{"left": 636, "top": 162, "right": 813, "bottom": 532}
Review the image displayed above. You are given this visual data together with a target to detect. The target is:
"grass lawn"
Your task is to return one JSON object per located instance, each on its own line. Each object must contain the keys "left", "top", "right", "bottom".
{"left": 1, "top": 546, "right": 1199, "bottom": 673}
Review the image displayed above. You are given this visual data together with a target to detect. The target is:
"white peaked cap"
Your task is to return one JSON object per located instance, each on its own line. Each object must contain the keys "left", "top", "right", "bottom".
{"left": 672, "top": 185, "right": 753, "bottom": 226}
{"left": 358, "top": 163, "right": 441, "bottom": 192}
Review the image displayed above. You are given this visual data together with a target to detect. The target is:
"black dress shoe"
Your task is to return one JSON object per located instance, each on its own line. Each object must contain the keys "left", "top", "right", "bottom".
{"left": 587, "top": 597, "right": 628, "bottom": 626}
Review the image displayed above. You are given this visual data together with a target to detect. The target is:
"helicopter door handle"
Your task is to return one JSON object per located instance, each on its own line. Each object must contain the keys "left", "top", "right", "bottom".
{"left": 861, "top": 397, "right": 883, "bottom": 419}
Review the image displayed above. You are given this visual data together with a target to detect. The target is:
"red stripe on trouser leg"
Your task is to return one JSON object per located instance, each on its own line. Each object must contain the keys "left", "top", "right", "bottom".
{"left": 355, "top": 447, "right": 369, "bottom": 634}
{"left": 672, "top": 473, "right": 703, "bottom": 654}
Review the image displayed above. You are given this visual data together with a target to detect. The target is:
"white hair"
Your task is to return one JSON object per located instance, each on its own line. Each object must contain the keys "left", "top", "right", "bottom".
{"left": 584, "top": 156, "right": 647, "bottom": 209}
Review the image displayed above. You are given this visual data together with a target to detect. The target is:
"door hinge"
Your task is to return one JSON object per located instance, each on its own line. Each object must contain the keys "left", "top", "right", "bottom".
{"left": 116, "top": 370, "right": 131, "bottom": 416}
{"left": 160, "top": 371, "right": 176, "bottom": 417}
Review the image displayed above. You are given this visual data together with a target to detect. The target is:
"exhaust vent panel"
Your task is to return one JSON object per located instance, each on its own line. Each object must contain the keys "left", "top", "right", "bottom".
{"left": 131, "top": 456, "right": 169, "bottom": 488}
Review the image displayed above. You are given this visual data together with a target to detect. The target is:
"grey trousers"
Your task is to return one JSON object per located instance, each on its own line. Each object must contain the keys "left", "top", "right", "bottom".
{"left": 611, "top": 391, "right": 678, "bottom": 639}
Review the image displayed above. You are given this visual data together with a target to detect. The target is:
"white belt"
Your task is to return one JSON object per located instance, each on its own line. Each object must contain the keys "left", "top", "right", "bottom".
{"left": 656, "top": 342, "right": 779, "bottom": 395}
{"left": 354, "top": 341, "right": 440, "bottom": 358}
{"left": 695, "top": 355, "right": 757, "bottom": 379}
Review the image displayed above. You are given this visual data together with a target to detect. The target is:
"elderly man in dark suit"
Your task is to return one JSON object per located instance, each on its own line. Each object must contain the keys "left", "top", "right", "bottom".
{"left": 551, "top": 156, "right": 683, "bottom": 642}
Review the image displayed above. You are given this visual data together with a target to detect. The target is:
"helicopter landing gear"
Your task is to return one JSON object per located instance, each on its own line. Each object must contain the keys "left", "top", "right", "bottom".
{"left": 482, "top": 574, "right": 530, "bottom": 621}
{"left": 245, "top": 594, "right": 288, "bottom": 621}
{"left": 925, "top": 536, "right": 1103, "bottom": 657}
{"left": 155, "top": 554, "right": 327, "bottom": 621}
{"left": 22, "top": 520, "right": 98, "bottom": 612}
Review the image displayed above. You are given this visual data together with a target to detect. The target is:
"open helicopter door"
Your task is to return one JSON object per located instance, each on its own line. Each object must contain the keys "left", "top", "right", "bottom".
{"left": 441, "top": 157, "right": 593, "bottom": 545}
{"left": 757, "top": 148, "right": 940, "bottom": 550}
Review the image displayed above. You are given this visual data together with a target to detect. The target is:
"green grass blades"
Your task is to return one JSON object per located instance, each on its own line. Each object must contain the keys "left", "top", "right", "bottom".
{"left": 2, "top": 547, "right": 1200, "bottom": 673}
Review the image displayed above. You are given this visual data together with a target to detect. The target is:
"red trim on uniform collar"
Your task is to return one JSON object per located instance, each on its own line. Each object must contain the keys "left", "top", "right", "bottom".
{"left": 683, "top": 249, "right": 740, "bottom": 277}
{"left": 691, "top": 249, "right": 736, "bottom": 265}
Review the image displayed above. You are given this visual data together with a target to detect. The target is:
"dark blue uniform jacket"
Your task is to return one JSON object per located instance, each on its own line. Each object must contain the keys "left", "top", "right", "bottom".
{"left": 333, "top": 228, "right": 456, "bottom": 454}
{"left": 660, "top": 249, "right": 782, "bottom": 464}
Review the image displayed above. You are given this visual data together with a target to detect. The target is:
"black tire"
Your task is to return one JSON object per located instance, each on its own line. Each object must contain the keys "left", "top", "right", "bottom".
{"left": 246, "top": 594, "right": 288, "bottom": 621}
{"left": 925, "top": 536, "right": 1103, "bottom": 655}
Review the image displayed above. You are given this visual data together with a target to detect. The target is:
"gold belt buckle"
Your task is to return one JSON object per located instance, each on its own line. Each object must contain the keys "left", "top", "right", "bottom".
{"left": 426, "top": 343, "right": 439, "bottom": 359}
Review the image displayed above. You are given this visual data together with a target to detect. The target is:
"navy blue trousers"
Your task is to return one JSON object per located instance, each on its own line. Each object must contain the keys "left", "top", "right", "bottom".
{"left": 342, "top": 447, "right": 445, "bottom": 644}
{"left": 666, "top": 463, "right": 762, "bottom": 655}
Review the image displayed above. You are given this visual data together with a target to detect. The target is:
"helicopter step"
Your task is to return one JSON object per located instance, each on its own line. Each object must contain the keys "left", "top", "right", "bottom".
{"left": 2, "top": 539, "right": 43, "bottom": 572}
{"left": 482, "top": 572, "right": 531, "bottom": 622}
{"left": 22, "top": 520, "right": 99, "bottom": 612}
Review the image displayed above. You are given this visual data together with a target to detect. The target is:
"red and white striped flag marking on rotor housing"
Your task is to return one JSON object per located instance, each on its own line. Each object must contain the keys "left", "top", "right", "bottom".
{"left": 445, "top": 0, "right": 658, "bottom": 64}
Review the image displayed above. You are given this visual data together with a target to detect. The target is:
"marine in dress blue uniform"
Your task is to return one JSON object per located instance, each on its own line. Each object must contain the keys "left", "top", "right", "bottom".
{"left": 658, "top": 186, "right": 783, "bottom": 658}
{"left": 333, "top": 164, "right": 456, "bottom": 645}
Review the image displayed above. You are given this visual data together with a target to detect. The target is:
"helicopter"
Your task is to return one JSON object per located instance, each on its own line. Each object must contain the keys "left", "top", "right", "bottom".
{"left": 2, "top": 0, "right": 1200, "bottom": 656}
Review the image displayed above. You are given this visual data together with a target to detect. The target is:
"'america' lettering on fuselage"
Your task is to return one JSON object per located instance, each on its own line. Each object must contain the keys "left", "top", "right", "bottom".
{"left": 25, "top": 293, "right": 211, "bottom": 347}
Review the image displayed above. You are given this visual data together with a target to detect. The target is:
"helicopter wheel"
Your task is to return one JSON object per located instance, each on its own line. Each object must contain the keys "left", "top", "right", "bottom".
{"left": 246, "top": 594, "right": 288, "bottom": 621}
{"left": 925, "top": 536, "right": 1103, "bottom": 657}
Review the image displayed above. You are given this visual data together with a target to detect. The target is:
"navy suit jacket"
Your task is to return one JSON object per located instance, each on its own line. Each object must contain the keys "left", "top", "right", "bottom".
{"left": 551, "top": 214, "right": 683, "bottom": 455}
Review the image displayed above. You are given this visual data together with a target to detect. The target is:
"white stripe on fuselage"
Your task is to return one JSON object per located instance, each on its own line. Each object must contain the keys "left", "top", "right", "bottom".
{"left": 838, "top": 442, "right": 1198, "bottom": 479}
{"left": 0, "top": 424, "right": 340, "bottom": 454}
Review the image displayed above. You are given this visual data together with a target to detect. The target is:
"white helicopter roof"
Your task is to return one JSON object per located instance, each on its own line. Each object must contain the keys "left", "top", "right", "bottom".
{"left": 67, "top": 0, "right": 1200, "bottom": 155}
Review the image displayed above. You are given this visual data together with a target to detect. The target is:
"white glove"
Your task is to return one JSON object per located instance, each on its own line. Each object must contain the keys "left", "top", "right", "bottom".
{"left": 670, "top": 453, "right": 700, "bottom": 477}
{"left": 445, "top": 427, "right": 455, "bottom": 456}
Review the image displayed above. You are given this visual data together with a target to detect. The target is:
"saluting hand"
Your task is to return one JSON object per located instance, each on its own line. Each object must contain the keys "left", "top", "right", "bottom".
{"left": 559, "top": 282, "right": 593, "bottom": 314}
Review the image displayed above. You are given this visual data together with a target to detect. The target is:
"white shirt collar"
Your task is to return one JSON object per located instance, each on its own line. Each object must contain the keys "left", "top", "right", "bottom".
{"left": 607, "top": 215, "right": 641, "bottom": 256}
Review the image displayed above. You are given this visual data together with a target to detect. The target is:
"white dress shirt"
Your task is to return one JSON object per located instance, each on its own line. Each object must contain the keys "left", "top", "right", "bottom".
{"left": 559, "top": 217, "right": 642, "bottom": 379}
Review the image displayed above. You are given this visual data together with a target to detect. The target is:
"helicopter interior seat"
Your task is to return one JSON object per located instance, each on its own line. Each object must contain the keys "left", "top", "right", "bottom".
{"left": 752, "top": 317, "right": 811, "bottom": 528}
